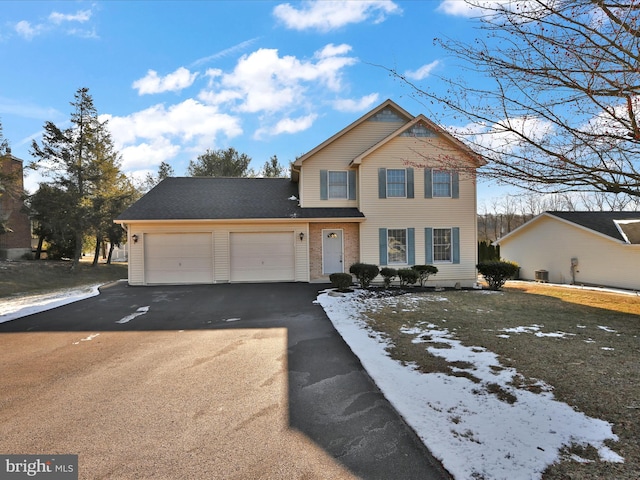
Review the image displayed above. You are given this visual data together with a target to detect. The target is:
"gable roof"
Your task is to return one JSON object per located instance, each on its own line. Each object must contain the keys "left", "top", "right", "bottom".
{"left": 496, "top": 211, "right": 640, "bottom": 245}
{"left": 351, "top": 114, "right": 485, "bottom": 168}
{"left": 116, "top": 177, "right": 365, "bottom": 222}
{"left": 291, "top": 99, "right": 412, "bottom": 180}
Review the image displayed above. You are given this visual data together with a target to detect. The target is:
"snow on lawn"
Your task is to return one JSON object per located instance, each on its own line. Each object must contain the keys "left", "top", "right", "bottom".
{"left": 0, "top": 285, "right": 102, "bottom": 323}
{"left": 317, "top": 289, "right": 623, "bottom": 480}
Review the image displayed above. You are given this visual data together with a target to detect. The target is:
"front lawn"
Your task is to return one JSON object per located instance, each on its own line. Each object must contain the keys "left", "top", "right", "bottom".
{"left": 318, "top": 283, "right": 640, "bottom": 479}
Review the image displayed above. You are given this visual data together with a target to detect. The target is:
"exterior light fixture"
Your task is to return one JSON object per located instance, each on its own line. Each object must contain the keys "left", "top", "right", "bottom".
{"left": 132, "top": 234, "right": 139, "bottom": 243}
{"left": 299, "top": 232, "right": 305, "bottom": 241}
{"left": 327, "top": 232, "right": 338, "bottom": 239}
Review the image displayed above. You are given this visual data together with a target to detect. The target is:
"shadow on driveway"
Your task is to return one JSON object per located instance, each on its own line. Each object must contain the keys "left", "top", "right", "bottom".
{"left": 0, "top": 282, "right": 450, "bottom": 480}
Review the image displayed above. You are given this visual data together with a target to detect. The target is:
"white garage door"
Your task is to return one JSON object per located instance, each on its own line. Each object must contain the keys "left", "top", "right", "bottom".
{"left": 144, "top": 233, "right": 213, "bottom": 284}
{"left": 230, "top": 232, "right": 295, "bottom": 282}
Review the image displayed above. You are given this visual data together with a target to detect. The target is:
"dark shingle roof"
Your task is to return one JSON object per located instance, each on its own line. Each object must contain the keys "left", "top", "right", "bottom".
{"left": 116, "top": 177, "right": 365, "bottom": 221}
{"left": 547, "top": 211, "right": 640, "bottom": 242}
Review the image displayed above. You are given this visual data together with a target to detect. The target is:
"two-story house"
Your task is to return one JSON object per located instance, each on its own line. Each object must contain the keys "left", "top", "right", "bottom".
{"left": 116, "top": 99, "right": 484, "bottom": 286}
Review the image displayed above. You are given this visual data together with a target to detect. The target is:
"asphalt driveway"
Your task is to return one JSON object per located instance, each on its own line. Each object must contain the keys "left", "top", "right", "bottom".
{"left": 0, "top": 282, "right": 450, "bottom": 479}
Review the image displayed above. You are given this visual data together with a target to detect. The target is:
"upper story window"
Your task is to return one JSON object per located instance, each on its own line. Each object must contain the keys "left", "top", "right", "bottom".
{"left": 425, "top": 169, "right": 459, "bottom": 199}
{"left": 320, "top": 170, "right": 356, "bottom": 200}
{"left": 386, "top": 169, "right": 406, "bottom": 197}
{"left": 432, "top": 170, "right": 452, "bottom": 197}
{"left": 378, "top": 167, "right": 414, "bottom": 199}
{"left": 328, "top": 171, "right": 348, "bottom": 199}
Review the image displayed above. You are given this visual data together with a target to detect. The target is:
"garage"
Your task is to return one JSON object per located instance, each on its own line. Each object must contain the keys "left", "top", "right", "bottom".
{"left": 144, "top": 233, "right": 213, "bottom": 284}
{"left": 230, "top": 232, "right": 295, "bottom": 282}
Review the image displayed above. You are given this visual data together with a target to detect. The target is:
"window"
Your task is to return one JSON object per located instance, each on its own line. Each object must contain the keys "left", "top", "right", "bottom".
{"left": 328, "top": 171, "right": 348, "bottom": 199}
{"left": 432, "top": 171, "right": 452, "bottom": 197}
{"left": 433, "top": 228, "right": 452, "bottom": 262}
{"left": 387, "top": 229, "right": 407, "bottom": 264}
{"left": 386, "top": 169, "right": 406, "bottom": 197}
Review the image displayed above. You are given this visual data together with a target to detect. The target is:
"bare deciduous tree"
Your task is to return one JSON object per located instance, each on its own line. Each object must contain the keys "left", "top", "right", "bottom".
{"left": 395, "top": 0, "right": 640, "bottom": 198}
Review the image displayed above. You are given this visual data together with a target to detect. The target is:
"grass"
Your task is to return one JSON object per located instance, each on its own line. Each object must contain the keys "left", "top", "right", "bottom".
{"left": 361, "top": 282, "right": 640, "bottom": 479}
{"left": 0, "top": 259, "right": 128, "bottom": 298}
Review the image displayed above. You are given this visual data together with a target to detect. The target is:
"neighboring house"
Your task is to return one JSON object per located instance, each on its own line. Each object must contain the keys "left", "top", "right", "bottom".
{"left": 495, "top": 211, "right": 640, "bottom": 290}
{"left": 0, "top": 148, "right": 32, "bottom": 260}
{"left": 115, "top": 99, "right": 485, "bottom": 286}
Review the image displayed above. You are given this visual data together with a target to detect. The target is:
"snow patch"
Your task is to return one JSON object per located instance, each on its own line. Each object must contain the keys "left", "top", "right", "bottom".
{"left": 317, "top": 290, "right": 623, "bottom": 479}
{"left": 116, "top": 306, "right": 150, "bottom": 324}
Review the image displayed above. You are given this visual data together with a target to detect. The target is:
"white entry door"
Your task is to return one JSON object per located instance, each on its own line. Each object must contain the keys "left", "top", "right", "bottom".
{"left": 322, "top": 229, "right": 344, "bottom": 274}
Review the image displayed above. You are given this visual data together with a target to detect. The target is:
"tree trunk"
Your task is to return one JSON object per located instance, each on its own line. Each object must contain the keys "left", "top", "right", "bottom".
{"left": 107, "top": 242, "right": 115, "bottom": 265}
{"left": 92, "top": 234, "right": 101, "bottom": 266}
{"left": 35, "top": 235, "right": 44, "bottom": 260}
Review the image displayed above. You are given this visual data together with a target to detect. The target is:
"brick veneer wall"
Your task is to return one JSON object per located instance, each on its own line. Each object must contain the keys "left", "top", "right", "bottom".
{"left": 0, "top": 155, "right": 32, "bottom": 259}
{"left": 309, "top": 222, "right": 360, "bottom": 281}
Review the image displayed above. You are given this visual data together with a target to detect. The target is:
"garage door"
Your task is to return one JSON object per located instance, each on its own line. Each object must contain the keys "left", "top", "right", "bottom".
{"left": 144, "top": 233, "right": 213, "bottom": 284}
{"left": 230, "top": 232, "right": 295, "bottom": 282}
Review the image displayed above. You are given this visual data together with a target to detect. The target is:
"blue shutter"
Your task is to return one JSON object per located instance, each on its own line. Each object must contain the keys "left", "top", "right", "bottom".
{"left": 452, "top": 227, "right": 460, "bottom": 264}
{"left": 424, "top": 169, "right": 432, "bottom": 198}
{"left": 452, "top": 171, "right": 459, "bottom": 199}
{"left": 320, "top": 170, "right": 328, "bottom": 200}
{"left": 379, "top": 228, "right": 388, "bottom": 265}
{"left": 378, "top": 168, "right": 387, "bottom": 199}
{"left": 348, "top": 170, "right": 356, "bottom": 200}
{"left": 407, "top": 168, "right": 414, "bottom": 198}
{"left": 425, "top": 227, "right": 433, "bottom": 264}
{"left": 408, "top": 228, "right": 415, "bottom": 265}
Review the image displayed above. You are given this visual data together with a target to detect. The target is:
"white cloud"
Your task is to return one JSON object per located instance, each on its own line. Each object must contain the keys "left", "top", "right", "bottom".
{"left": 132, "top": 67, "right": 199, "bottom": 95}
{"left": 405, "top": 60, "right": 440, "bottom": 80}
{"left": 101, "top": 99, "right": 242, "bottom": 175}
{"left": 436, "top": 0, "right": 537, "bottom": 18}
{"left": 49, "top": 10, "right": 92, "bottom": 24}
{"left": 119, "top": 138, "right": 181, "bottom": 171}
{"left": 15, "top": 20, "right": 42, "bottom": 40}
{"left": 333, "top": 94, "right": 380, "bottom": 112}
{"left": 15, "top": 8, "right": 95, "bottom": 39}
{"left": 255, "top": 113, "right": 318, "bottom": 139}
{"left": 205, "top": 44, "right": 357, "bottom": 114}
{"left": 273, "top": 0, "right": 401, "bottom": 32}
{"left": 191, "top": 37, "right": 261, "bottom": 67}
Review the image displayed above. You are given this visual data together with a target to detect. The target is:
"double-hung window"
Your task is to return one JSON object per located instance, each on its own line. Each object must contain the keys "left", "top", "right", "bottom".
{"left": 328, "top": 171, "right": 348, "bottom": 199}
{"left": 432, "top": 171, "right": 452, "bottom": 197}
{"left": 386, "top": 169, "right": 406, "bottom": 197}
{"left": 387, "top": 229, "right": 407, "bottom": 264}
{"left": 433, "top": 228, "right": 452, "bottom": 262}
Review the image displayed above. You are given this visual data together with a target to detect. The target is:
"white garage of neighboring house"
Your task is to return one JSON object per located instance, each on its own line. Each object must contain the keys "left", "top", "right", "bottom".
{"left": 495, "top": 211, "right": 640, "bottom": 291}
{"left": 115, "top": 177, "right": 364, "bottom": 285}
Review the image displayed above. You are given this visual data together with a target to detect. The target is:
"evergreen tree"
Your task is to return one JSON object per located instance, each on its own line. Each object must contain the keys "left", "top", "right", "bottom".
{"left": 30, "top": 87, "right": 134, "bottom": 268}
{"left": 261, "top": 155, "right": 286, "bottom": 178}
{"left": 187, "top": 147, "right": 252, "bottom": 177}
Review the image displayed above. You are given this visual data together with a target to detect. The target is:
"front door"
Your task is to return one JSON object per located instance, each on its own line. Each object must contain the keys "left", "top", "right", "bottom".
{"left": 322, "top": 229, "right": 344, "bottom": 274}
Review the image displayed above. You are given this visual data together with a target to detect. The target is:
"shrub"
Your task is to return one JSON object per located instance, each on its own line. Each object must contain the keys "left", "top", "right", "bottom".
{"left": 380, "top": 267, "right": 398, "bottom": 288}
{"left": 329, "top": 272, "right": 353, "bottom": 291}
{"left": 349, "top": 263, "right": 380, "bottom": 288}
{"left": 398, "top": 268, "right": 418, "bottom": 287}
{"left": 477, "top": 260, "right": 520, "bottom": 291}
{"left": 411, "top": 265, "right": 438, "bottom": 287}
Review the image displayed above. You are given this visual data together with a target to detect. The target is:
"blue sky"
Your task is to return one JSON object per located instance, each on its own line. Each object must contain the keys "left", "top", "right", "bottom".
{"left": 1, "top": 0, "right": 504, "bottom": 202}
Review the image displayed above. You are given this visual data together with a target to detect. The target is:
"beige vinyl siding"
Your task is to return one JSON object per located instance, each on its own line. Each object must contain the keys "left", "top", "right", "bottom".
{"left": 500, "top": 215, "right": 640, "bottom": 290}
{"left": 358, "top": 136, "right": 478, "bottom": 286}
{"left": 301, "top": 120, "right": 406, "bottom": 207}
{"left": 123, "top": 221, "right": 309, "bottom": 285}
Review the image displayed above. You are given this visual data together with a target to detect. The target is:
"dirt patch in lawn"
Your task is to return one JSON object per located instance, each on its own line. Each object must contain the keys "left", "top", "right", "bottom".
{"left": 361, "top": 283, "right": 640, "bottom": 479}
{"left": 0, "top": 260, "right": 127, "bottom": 298}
